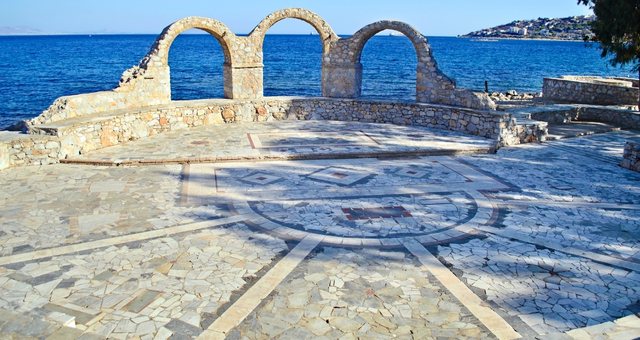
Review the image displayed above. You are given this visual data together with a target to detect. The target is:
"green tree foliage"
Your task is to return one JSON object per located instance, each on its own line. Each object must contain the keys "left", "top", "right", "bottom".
{"left": 579, "top": 0, "right": 640, "bottom": 107}
{"left": 578, "top": 0, "right": 640, "bottom": 70}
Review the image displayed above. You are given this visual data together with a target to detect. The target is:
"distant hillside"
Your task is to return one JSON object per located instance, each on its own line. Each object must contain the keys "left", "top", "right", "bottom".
{"left": 461, "top": 15, "right": 594, "bottom": 41}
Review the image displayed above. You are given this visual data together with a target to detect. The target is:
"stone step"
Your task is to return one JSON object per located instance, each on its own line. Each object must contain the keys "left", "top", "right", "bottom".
{"left": 61, "top": 146, "right": 497, "bottom": 167}
{"left": 546, "top": 121, "right": 621, "bottom": 141}
{"left": 28, "top": 104, "right": 169, "bottom": 136}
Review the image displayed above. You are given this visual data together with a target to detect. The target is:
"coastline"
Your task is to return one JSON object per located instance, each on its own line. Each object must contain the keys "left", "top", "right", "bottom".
{"left": 458, "top": 36, "right": 585, "bottom": 42}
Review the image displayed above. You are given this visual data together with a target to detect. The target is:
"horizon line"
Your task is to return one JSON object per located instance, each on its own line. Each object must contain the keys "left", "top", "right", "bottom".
{"left": 0, "top": 32, "right": 461, "bottom": 38}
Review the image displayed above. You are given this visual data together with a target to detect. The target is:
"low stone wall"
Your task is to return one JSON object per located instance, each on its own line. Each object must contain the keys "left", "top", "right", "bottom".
{"left": 621, "top": 142, "right": 640, "bottom": 172}
{"left": 543, "top": 76, "right": 639, "bottom": 106}
{"left": 524, "top": 105, "right": 640, "bottom": 131}
{"left": 578, "top": 106, "right": 640, "bottom": 129}
{"left": 0, "top": 132, "right": 61, "bottom": 170}
{"left": 529, "top": 107, "right": 580, "bottom": 124}
{"left": 0, "top": 97, "right": 530, "bottom": 169}
{"left": 299, "top": 99, "right": 506, "bottom": 138}
{"left": 0, "top": 141, "right": 8, "bottom": 170}
{"left": 28, "top": 66, "right": 170, "bottom": 126}
{"left": 27, "top": 97, "right": 515, "bottom": 158}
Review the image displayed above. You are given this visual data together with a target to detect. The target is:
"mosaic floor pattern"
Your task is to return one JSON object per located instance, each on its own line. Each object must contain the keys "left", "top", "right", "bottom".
{"left": 66, "top": 120, "right": 496, "bottom": 165}
{"left": 1, "top": 127, "right": 640, "bottom": 339}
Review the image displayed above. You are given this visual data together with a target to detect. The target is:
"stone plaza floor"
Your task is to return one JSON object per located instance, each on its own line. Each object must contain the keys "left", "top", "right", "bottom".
{"left": 1, "top": 121, "right": 640, "bottom": 339}
{"left": 64, "top": 121, "right": 496, "bottom": 165}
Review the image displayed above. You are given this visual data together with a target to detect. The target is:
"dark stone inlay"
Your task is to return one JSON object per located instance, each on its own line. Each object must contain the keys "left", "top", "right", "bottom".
{"left": 8, "top": 266, "right": 70, "bottom": 286}
{"left": 247, "top": 191, "right": 478, "bottom": 239}
{"left": 235, "top": 171, "right": 284, "bottom": 186}
{"left": 165, "top": 319, "right": 203, "bottom": 339}
{"left": 304, "top": 166, "right": 376, "bottom": 187}
{"left": 122, "top": 290, "right": 161, "bottom": 313}
{"left": 331, "top": 172, "right": 349, "bottom": 179}
{"left": 43, "top": 303, "right": 97, "bottom": 325}
{"left": 94, "top": 269, "right": 115, "bottom": 281}
{"left": 56, "top": 278, "right": 78, "bottom": 289}
{"left": 342, "top": 206, "right": 412, "bottom": 220}
{"left": 11, "top": 244, "right": 34, "bottom": 254}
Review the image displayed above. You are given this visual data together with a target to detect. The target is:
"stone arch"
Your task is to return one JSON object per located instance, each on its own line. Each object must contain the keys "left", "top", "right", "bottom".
{"left": 249, "top": 8, "right": 338, "bottom": 55}
{"left": 129, "top": 16, "right": 238, "bottom": 100}
{"left": 323, "top": 20, "right": 477, "bottom": 105}
{"left": 349, "top": 21, "right": 432, "bottom": 65}
{"left": 351, "top": 21, "right": 456, "bottom": 102}
{"left": 141, "top": 16, "right": 235, "bottom": 68}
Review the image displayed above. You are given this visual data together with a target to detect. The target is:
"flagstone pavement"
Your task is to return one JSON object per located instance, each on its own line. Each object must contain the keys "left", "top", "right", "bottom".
{"left": 1, "top": 122, "right": 640, "bottom": 339}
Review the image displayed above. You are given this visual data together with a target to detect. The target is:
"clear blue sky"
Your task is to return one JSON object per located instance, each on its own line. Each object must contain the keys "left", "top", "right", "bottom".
{"left": 1, "top": 0, "right": 592, "bottom": 36}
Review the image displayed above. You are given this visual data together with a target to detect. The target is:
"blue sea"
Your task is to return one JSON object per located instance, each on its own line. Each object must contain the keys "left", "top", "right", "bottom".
{"left": 0, "top": 34, "right": 635, "bottom": 128}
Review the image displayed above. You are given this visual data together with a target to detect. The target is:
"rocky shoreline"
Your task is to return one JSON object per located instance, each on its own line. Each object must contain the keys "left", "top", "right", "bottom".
{"left": 489, "top": 90, "right": 541, "bottom": 102}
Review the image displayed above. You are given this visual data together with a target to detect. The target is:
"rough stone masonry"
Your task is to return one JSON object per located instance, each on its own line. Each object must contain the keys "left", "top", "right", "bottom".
{"left": 28, "top": 8, "right": 496, "bottom": 128}
{"left": 3, "top": 8, "right": 549, "bottom": 170}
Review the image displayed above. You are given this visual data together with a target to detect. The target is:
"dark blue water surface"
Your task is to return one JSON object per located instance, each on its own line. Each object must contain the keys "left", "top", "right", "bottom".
{"left": 0, "top": 34, "right": 635, "bottom": 127}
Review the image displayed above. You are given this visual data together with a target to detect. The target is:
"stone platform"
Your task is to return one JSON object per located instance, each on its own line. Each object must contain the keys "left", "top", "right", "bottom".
{"left": 64, "top": 120, "right": 497, "bottom": 166}
{"left": 546, "top": 121, "right": 621, "bottom": 140}
{"left": 1, "top": 127, "right": 640, "bottom": 339}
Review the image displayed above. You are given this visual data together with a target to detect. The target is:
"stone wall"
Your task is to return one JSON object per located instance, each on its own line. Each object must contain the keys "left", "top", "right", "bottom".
{"left": 578, "top": 106, "right": 640, "bottom": 129}
{"left": 29, "top": 65, "right": 171, "bottom": 126}
{"left": 621, "top": 142, "right": 640, "bottom": 172}
{"left": 0, "top": 132, "right": 61, "bottom": 170}
{"left": 529, "top": 107, "right": 580, "bottom": 124}
{"left": 33, "top": 98, "right": 512, "bottom": 156}
{"left": 0, "top": 140, "right": 9, "bottom": 170}
{"left": 526, "top": 105, "right": 640, "bottom": 130}
{"left": 9, "top": 97, "right": 522, "bottom": 169}
{"left": 26, "top": 9, "right": 495, "bottom": 130}
{"left": 5, "top": 9, "right": 508, "bottom": 170}
{"left": 322, "top": 21, "right": 495, "bottom": 110}
{"left": 543, "top": 76, "right": 639, "bottom": 106}
{"left": 301, "top": 99, "right": 506, "bottom": 139}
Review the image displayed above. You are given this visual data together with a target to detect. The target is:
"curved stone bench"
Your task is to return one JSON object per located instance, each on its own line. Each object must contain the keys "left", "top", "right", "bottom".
{"left": 27, "top": 97, "right": 512, "bottom": 158}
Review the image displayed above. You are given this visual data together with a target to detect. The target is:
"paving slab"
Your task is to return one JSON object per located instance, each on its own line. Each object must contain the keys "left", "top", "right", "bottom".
{"left": 64, "top": 120, "right": 496, "bottom": 165}
{"left": 1, "top": 122, "right": 640, "bottom": 339}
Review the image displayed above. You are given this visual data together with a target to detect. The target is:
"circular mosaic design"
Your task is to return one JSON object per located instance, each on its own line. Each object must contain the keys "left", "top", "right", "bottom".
{"left": 249, "top": 191, "right": 477, "bottom": 239}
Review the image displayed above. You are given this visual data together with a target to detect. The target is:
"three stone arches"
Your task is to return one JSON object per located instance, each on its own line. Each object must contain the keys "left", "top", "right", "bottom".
{"left": 128, "top": 8, "right": 492, "bottom": 109}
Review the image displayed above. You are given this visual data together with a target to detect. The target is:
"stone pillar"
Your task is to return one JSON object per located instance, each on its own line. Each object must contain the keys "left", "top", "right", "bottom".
{"left": 622, "top": 142, "right": 640, "bottom": 172}
{"left": 223, "top": 63, "right": 263, "bottom": 99}
{"left": 322, "top": 62, "right": 362, "bottom": 98}
{"left": 416, "top": 61, "right": 431, "bottom": 103}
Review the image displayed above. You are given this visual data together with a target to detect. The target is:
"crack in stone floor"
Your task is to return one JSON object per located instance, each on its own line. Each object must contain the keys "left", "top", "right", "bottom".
{"left": 1, "top": 127, "right": 640, "bottom": 339}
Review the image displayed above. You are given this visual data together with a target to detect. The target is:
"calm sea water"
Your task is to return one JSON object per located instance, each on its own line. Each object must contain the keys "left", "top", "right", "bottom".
{"left": 0, "top": 34, "right": 635, "bottom": 128}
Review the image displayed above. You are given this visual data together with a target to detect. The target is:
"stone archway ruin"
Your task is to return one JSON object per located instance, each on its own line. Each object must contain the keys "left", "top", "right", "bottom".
{"left": 323, "top": 20, "right": 455, "bottom": 102}
{"left": 144, "top": 17, "right": 235, "bottom": 67}
{"left": 248, "top": 8, "right": 340, "bottom": 96}
{"left": 95, "top": 9, "right": 494, "bottom": 115}
{"left": 249, "top": 8, "right": 339, "bottom": 55}
{"left": 118, "top": 17, "right": 237, "bottom": 101}
{"left": 322, "top": 21, "right": 494, "bottom": 110}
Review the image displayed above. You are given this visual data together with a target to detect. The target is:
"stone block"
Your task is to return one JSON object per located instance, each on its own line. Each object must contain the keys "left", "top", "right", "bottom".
{"left": 622, "top": 142, "right": 640, "bottom": 172}
{"left": 0, "top": 141, "right": 9, "bottom": 170}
